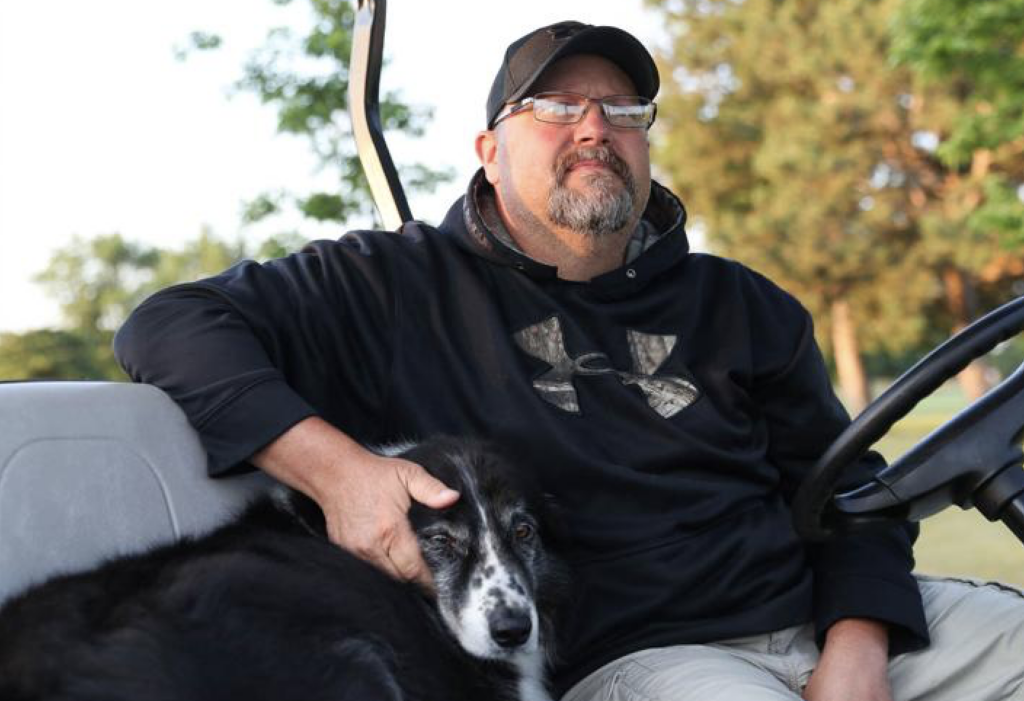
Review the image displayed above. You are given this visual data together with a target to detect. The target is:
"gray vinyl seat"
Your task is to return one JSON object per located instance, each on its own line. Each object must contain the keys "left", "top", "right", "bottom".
{"left": 0, "top": 381, "right": 273, "bottom": 603}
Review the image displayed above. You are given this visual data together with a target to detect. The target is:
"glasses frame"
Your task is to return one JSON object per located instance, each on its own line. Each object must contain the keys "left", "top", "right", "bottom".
{"left": 492, "top": 92, "right": 657, "bottom": 130}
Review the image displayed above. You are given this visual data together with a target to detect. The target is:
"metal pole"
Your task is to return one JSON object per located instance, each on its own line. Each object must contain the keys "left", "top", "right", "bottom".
{"left": 349, "top": 0, "right": 413, "bottom": 230}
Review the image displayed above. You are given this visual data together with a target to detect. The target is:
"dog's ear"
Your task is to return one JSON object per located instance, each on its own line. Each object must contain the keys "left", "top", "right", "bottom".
{"left": 538, "top": 492, "right": 572, "bottom": 551}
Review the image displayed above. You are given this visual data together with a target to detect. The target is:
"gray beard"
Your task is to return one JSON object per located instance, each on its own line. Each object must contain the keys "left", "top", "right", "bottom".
{"left": 547, "top": 158, "right": 637, "bottom": 237}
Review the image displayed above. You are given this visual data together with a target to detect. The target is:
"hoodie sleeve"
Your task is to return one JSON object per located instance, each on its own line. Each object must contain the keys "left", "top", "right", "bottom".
{"left": 114, "top": 234, "right": 397, "bottom": 476}
{"left": 745, "top": 273, "right": 929, "bottom": 656}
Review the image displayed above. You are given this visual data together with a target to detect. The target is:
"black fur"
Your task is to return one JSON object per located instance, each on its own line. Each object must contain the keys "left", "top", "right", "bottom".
{"left": 0, "top": 437, "right": 569, "bottom": 701}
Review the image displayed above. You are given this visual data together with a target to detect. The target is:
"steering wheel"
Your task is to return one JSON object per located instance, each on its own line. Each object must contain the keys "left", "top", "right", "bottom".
{"left": 793, "top": 296, "right": 1024, "bottom": 544}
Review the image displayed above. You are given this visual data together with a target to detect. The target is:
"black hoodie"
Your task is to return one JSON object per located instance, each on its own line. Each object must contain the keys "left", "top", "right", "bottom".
{"left": 115, "top": 172, "right": 928, "bottom": 692}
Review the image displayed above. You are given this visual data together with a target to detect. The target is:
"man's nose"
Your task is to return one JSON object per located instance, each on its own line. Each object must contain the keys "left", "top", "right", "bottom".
{"left": 573, "top": 102, "right": 612, "bottom": 144}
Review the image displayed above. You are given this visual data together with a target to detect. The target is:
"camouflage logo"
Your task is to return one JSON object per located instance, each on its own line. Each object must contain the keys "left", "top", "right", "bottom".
{"left": 513, "top": 316, "right": 699, "bottom": 418}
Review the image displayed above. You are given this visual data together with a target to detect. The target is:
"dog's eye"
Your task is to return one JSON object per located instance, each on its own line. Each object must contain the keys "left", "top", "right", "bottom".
{"left": 513, "top": 523, "right": 535, "bottom": 542}
{"left": 429, "top": 533, "right": 454, "bottom": 549}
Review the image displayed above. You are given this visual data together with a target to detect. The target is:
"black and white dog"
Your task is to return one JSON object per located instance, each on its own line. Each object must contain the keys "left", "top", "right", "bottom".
{"left": 0, "top": 437, "right": 570, "bottom": 701}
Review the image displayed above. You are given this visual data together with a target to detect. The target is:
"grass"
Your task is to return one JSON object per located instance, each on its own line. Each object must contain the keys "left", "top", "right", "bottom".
{"left": 865, "top": 382, "right": 1024, "bottom": 586}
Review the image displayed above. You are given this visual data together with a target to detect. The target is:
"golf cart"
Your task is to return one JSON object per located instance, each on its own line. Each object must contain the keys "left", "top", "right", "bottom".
{"left": 2, "top": 0, "right": 1023, "bottom": 609}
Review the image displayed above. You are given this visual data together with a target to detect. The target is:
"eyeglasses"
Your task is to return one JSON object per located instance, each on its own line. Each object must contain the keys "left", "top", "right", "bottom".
{"left": 492, "top": 92, "right": 657, "bottom": 129}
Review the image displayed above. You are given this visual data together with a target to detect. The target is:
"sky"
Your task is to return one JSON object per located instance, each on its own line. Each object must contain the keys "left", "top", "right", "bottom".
{"left": 0, "top": 0, "right": 666, "bottom": 332}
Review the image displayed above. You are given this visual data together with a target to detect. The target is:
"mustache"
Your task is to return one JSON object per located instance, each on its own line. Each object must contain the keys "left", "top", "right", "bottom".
{"left": 554, "top": 146, "right": 633, "bottom": 188}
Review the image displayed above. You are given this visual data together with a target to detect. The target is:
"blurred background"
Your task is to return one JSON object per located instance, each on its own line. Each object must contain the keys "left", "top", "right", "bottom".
{"left": 1, "top": 0, "right": 1022, "bottom": 583}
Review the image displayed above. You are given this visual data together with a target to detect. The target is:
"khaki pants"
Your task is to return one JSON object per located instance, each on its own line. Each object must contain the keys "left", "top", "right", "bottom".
{"left": 562, "top": 577, "right": 1024, "bottom": 701}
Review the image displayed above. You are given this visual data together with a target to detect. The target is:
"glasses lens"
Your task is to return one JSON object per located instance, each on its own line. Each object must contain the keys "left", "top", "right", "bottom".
{"left": 533, "top": 94, "right": 587, "bottom": 124}
{"left": 528, "top": 93, "right": 655, "bottom": 128}
{"left": 603, "top": 97, "right": 655, "bottom": 128}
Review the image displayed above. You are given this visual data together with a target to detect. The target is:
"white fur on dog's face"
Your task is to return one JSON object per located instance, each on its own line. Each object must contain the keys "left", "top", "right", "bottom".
{"left": 451, "top": 507, "right": 539, "bottom": 658}
{"left": 416, "top": 452, "right": 544, "bottom": 662}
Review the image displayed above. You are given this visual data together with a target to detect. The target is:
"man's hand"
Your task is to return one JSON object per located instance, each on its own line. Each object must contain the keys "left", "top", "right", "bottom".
{"left": 318, "top": 450, "right": 460, "bottom": 585}
{"left": 803, "top": 618, "right": 892, "bottom": 701}
{"left": 252, "top": 417, "right": 459, "bottom": 588}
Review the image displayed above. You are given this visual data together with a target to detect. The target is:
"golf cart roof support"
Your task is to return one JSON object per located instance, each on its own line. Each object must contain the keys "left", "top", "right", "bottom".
{"left": 350, "top": 0, "right": 413, "bottom": 230}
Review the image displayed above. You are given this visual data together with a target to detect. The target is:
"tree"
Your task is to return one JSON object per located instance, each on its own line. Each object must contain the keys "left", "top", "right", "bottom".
{"left": 183, "top": 0, "right": 452, "bottom": 228}
{"left": 0, "top": 329, "right": 123, "bottom": 381}
{"left": 892, "top": 0, "right": 1024, "bottom": 199}
{"left": 649, "top": 0, "right": 934, "bottom": 412}
{"left": 4, "top": 0, "right": 454, "bottom": 382}
{"left": 3, "top": 229, "right": 295, "bottom": 381}
{"left": 890, "top": 0, "right": 1024, "bottom": 397}
{"left": 34, "top": 234, "right": 162, "bottom": 335}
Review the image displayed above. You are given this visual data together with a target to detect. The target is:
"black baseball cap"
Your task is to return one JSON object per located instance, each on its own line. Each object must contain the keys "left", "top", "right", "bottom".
{"left": 486, "top": 20, "right": 660, "bottom": 128}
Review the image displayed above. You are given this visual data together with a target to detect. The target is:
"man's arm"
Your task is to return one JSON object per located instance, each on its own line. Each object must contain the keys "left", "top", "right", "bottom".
{"left": 252, "top": 416, "right": 459, "bottom": 586}
{"left": 764, "top": 320, "right": 910, "bottom": 699}
{"left": 803, "top": 618, "right": 892, "bottom": 701}
{"left": 750, "top": 301, "right": 928, "bottom": 653}
{"left": 114, "top": 238, "right": 397, "bottom": 475}
{"left": 116, "top": 236, "right": 457, "bottom": 584}
{"left": 735, "top": 268, "right": 928, "bottom": 681}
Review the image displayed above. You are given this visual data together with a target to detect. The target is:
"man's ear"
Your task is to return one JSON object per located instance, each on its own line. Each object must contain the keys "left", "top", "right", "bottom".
{"left": 475, "top": 130, "right": 501, "bottom": 185}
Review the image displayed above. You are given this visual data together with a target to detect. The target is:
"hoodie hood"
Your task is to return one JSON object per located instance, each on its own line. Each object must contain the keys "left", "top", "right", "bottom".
{"left": 438, "top": 168, "right": 690, "bottom": 296}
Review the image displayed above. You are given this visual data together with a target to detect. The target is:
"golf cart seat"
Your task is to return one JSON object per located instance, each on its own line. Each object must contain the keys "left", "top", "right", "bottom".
{"left": 0, "top": 381, "right": 273, "bottom": 604}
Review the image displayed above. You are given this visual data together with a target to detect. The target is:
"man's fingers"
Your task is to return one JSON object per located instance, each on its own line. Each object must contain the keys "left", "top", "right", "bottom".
{"left": 364, "top": 550, "right": 406, "bottom": 582}
{"left": 350, "top": 538, "right": 407, "bottom": 582}
{"left": 327, "top": 511, "right": 431, "bottom": 586}
{"left": 386, "top": 524, "right": 433, "bottom": 587}
{"left": 396, "top": 460, "right": 460, "bottom": 509}
{"left": 319, "top": 456, "right": 454, "bottom": 586}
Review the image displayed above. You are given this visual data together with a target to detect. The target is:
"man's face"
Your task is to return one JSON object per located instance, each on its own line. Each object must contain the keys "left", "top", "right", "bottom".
{"left": 477, "top": 54, "right": 653, "bottom": 239}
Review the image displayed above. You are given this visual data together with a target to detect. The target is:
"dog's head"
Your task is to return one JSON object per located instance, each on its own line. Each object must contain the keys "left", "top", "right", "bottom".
{"left": 402, "top": 437, "right": 569, "bottom": 664}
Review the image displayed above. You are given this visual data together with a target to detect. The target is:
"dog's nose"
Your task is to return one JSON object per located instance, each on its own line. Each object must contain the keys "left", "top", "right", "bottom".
{"left": 488, "top": 607, "right": 532, "bottom": 648}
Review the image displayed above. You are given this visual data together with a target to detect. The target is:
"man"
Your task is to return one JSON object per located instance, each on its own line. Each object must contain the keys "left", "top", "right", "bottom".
{"left": 115, "top": 21, "right": 1024, "bottom": 701}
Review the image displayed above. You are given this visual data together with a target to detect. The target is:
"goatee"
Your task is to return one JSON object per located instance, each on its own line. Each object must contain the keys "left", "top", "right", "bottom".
{"left": 547, "top": 146, "right": 638, "bottom": 237}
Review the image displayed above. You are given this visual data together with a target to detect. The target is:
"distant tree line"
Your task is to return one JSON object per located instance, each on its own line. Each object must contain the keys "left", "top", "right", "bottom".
{"left": 0, "top": 230, "right": 304, "bottom": 380}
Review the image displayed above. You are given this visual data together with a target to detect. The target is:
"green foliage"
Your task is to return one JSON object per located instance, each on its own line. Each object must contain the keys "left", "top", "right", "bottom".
{"left": 299, "top": 192, "right": 354, "bottom": 222}
{"left": 187, "top": 31, "right": 223, "bottom": 52}
{"left": 241, "top": 192, "right": 284, "bottom": 224}
{"left": 35, "top": 228, "right": 290, "bottom": 336}
{"left": 6, "top": 229, "right": 302, "bottom": 381}
{"left": 0, "top": 329, "right": 123, "bottom": 381}
{"left": 892, "top": 0, "right": 1024, "bottom": 79}
{"left": 187, "top": 0, "right": 452, "bottom": 226}
{"left": 173, "top": 31, "right": 222, "bottom": 61}
{"left": 891, "top": 0, "right": 1024, "bottom": 250}
{"left": 892, "top": 0, "right": 1024, "bottom": 164}
{"left": 970, "top": 177, "right": 1024, "bottom": 246}
{"left": 34, "top": 234, "right": 162, "bottom": 333}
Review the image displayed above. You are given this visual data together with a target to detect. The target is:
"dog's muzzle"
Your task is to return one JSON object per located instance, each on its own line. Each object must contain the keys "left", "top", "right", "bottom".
{"left": 488, "top": 606, "right": 533, "bottom": 648}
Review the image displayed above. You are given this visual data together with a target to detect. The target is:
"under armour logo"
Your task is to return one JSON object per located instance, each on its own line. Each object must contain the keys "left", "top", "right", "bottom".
{"left": 514, "top": 316, "right": 699, "bottom": 418}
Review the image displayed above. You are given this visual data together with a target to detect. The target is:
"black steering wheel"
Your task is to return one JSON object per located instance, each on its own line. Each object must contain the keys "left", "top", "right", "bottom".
{"left": 793, "top": 296, "right": 1024, "bottom": 544}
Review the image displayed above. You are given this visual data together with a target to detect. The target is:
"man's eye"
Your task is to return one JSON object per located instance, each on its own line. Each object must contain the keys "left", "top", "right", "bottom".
{"left": 537, "top": 99, "right": 582, "bottom": 118}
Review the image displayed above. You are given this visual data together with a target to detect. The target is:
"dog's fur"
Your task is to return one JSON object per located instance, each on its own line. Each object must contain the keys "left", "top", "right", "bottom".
{"left": 0, "top": 437, "right": 570, "bottom": 701}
